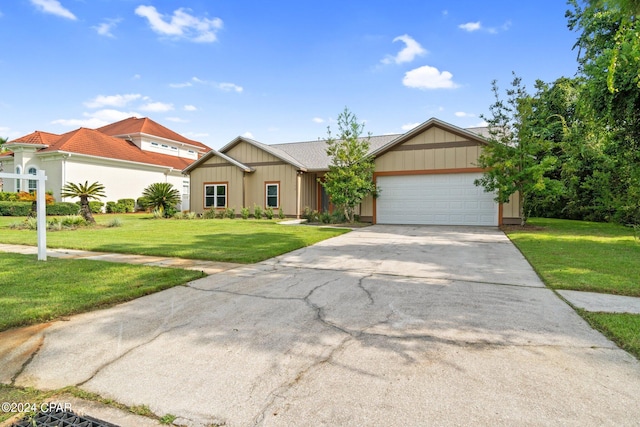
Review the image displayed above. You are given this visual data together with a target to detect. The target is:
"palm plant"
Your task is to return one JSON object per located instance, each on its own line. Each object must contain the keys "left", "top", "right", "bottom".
{"left": 60, "top": 181, "right": 106, "bottom": 224}
{"left": 142, "top": 182, "right": 181, "bottom": 218}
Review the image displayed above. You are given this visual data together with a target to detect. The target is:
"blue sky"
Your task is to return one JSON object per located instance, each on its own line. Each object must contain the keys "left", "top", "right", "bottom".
{"left": 1, "top": 1, "right": 580, "bottom": 149}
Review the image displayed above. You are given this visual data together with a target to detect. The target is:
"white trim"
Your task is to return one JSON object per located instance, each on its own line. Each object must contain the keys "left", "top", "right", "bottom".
{"left": 204, "top": 183, "right": 227, "bottom": 208}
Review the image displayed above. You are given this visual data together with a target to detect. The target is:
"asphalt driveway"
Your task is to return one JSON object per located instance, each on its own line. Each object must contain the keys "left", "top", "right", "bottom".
{"left": 4, "top": 225, "right": 640, "bottom": 426}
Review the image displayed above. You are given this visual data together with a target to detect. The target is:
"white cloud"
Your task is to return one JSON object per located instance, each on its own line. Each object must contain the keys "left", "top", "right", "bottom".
{"left": 312, "top": 117, "right": 324, "bottom": 123}
{"left": 52, "top": 109, "right": 141, "bottom": 128}
{"left": 455, "top": 111, "right": 475, "bottom": 118}
{"left": 84, "top": 94, "right": 142, "bottom": 109}
{"left": 140, "top": 102, "right": 174, "bottom": 112}
{"left": 459, "top": 21, "right": 481, "bottom": 32}
{"left": 170, "top": 81, "right": 193, "bottom": 88}
{"left": 184, "top": 105, "right": 197, "bottom": 111}
{"left": 382, "top": 34, "right": 427, "bottom": 65}
{"left": 217, "top": 82, "right": 243, "bottom": 93}
{"left": 402, "top": 65, "right": 459, "bottom": 90}
{"left": 242, "top": 131, "right": 254, "bottom": 139}
{"left": 401, "top": 122, "right": 420, "bottom": 131}
{"left": 93, "top": 18, "right": 122, "bottom": 38}
{"left": 30, "top": 0, "right": 76, "bottom": 20}
{"left": 165, "top": 117, "right": 188, "bottom": 123}
{"left": 135, "top": 5, "right": 223, "bottom": 43}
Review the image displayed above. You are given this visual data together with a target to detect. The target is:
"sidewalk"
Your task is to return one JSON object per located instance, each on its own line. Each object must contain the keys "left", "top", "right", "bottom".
{"left": 0, "top": 243, "right": 241, "bottom": 275}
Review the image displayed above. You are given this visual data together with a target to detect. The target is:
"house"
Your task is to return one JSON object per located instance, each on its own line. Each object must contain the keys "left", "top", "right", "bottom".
{"left": 184, "top": 118, "right": 521, "bottom": 226}
{"left": 0, "top": 117, "right": 210, "bottom": 210}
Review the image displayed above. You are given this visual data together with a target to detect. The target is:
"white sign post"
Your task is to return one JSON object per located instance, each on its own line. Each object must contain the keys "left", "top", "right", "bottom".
{"left": 0, "top": 170, "right": 48, "bottom": 260}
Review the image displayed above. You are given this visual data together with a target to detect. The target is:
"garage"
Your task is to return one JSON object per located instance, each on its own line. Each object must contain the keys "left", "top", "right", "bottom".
{"left": 375, "top": 173, "right": 498, "bottom": 226}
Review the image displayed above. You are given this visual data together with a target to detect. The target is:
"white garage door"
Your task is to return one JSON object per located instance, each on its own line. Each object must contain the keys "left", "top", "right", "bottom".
{"left": 376, "top": 173, "right": 498, "bottom": 226}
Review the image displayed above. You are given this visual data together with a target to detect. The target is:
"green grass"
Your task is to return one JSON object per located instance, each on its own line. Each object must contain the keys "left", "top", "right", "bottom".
{"left": 580, "top": 311, "right": 640, "bottom": 359}
{"left": 0, "top": 214, "right": 349, "bottom": 263}
{"left": 505, "top": 218, "right": 640, "bottom": 296}
{"left": 0, "top": 253, "right": 205, "bottom": 331}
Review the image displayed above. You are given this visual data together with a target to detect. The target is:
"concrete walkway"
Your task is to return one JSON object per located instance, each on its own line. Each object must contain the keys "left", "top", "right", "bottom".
{"left": 2, "top": 226, "right": 640, "bottom": 426}
{"left": 2, "top": 242, "right": 638, "bottom": 313}
{"left": 0, "top": 243, "right": 241, "bottom": 275}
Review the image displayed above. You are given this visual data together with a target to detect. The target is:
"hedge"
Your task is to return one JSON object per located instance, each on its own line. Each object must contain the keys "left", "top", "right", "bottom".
{"left": 0, "top": 201, "right": 80, "bottom": 216}
{"left": 0, "top": 192, "right": 19, "bottom": 202}
{"left": 106, "top": 201, "right": 128, "bottom": 213}
{"left": 117, "top": 199, "right": 135, "bottom": 213}
{"left": 75, "top": 200, "right": 104, "bottom": 213}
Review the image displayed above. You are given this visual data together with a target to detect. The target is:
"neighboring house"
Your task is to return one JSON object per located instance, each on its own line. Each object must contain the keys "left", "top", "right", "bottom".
{"left": 0, "top": 117, "right": 210, "bottom": 210}
{"left": 184, "top": 118, "right": 521, "bottom": 226}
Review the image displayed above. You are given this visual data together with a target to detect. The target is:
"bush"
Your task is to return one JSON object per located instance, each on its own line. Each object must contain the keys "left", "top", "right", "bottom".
{"left": 136, "top": 196, "right": 152, "bottom": 212}
{"left": 203, "top": 209, "right": 217, "bottom": 219}
{"left": 106, "top": 201, "right": 127, "bottom": 213}
{"left": 241, "top": 207, "right": 250, "bottom": 220}
{"left": 107, "top": 217, "right": 123, "bottom": 227}
{"left": 253, "top": 204, "right": 263, "bottom": 219}
{"left": 278, "top": 208, "right": 286, "bottom": 220}
{"left": 0, "top": 192, "right": 19, "bottom": 201}
{"left": 225, "top": 207, "right": 236, "bottom": 219}
{"left": 301, "top": 206, "right": 319, "bottom": 222}
{"left": 46, "top": 202, "right": 81, "bottom": 216}
{"left": 117, "top": 198, "right": 135, "bottom": 213}
{"left": 76, "top": 201, "right": 104, "bottom": 213}
{"left": 264, "top": 206, "right": 274, "bottom": 220}
{"left": 0, "top": 201, "right": 31, "bottom": 216}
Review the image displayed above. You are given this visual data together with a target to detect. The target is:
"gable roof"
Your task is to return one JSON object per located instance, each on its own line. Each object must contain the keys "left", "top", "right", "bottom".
{"left": 272, "top": 134, "right": 400, "bottom": 171}
{"left": 368, "top": 117, "right": 489, "bottom": 158}
{"left": 220, "top": 136, "right": 308, "bottom": 171}
{"left": 96, "top": 117, "right": 210, "bottom": 151}
{"left": 183, "top": 148, "right": 254, "bottom": 174}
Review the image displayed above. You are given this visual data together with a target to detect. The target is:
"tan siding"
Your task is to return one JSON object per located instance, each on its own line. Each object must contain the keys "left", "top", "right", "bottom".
{"left": 189, "top": 165, "right": 243, "bottom": 213}
{"left": 244, "top": 164, "right": 298, "bottom": 216}
{"left": 226, "top": 141, "right": 280, "bottom": 163}
{"left": 503, "top": 191, "right": 521, "bottom": 219}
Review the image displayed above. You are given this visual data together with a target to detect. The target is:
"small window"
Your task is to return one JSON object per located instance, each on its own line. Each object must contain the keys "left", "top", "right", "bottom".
{"left": 161, "top": 144, "right": 169, "bottom": 149}
{"left": 170, "top": 146, "right": 178, "bottom": 151}
{"left": 266, "top": 183, "right": 279, "bottom": 208}
{"left": 150, "top": 142, "right": 159, "bottom": 146}
{"left": 15, "top": 166, "right": 21, "bottom": 192}
{"left": 28, "top": 167, "right": 37, "bottom": 193}
{"left": 204, "top": 183, "right": 227, "bottom": 208}
{"left": 188, "top": 150, "right": 195, "bottom": 154}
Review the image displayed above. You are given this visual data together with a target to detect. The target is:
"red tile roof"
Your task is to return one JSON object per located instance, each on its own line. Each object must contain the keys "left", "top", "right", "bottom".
{"left": 38, "top": 127, "right": 193, "bottom": 169}
{"left": 7, "top": 117, "right": 209, "bottom": 169}
{"left": 96, "top": 117, "right": 209, "bottom": 151}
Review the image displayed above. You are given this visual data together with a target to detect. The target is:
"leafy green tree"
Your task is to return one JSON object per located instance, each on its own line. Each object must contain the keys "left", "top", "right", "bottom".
{"left": 60, "top": 181, "right": 106, "bottom": 224}
{"left": 474, "top": 74, "right": 561, "bottom": 224}
{"left": 142, "top": 182, "right": 181, "bottom": 218}
{"left": 320, "top": 108, "right": 376, "bottom": 223}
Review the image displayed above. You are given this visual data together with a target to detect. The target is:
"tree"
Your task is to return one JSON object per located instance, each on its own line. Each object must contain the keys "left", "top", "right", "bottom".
{"left": 0, "top": 137, "right": 6, "bottom": 192}
{"left": 142, "top": 182, "right": 181, "bottom": 218}
{"left": 474, "top": 74, "right": 561, "bottom": 225}
{"left": 60, "top": 181, "right": 106, "bottom": 224}
{"left": 320, "top": 108, "right": 376, "bottom": 223}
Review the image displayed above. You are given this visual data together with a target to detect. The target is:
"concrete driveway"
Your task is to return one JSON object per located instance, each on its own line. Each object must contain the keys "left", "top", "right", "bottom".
{"left": 4, "top": 225, "right": 640, "bottom": 426}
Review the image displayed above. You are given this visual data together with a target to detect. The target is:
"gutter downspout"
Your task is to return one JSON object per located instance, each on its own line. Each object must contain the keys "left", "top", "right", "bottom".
{"left": 62, "top": 153, "right": 70, "bottom": 202}
{"left": 296, "top": 171, "right": 302, "bottom": 219}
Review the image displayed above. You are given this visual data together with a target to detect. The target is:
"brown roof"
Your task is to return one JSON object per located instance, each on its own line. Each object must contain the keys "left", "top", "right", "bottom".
{"left": 37, "top": 127, "right": 193, "bottom": 169}
{"left": 96, "top": 117, "right": 210, "bottom": 151}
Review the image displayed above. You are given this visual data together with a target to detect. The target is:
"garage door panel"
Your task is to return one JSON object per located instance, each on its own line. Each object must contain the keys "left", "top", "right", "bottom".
{"left": 376, "top": 173, "right": 498, "bottom": 226}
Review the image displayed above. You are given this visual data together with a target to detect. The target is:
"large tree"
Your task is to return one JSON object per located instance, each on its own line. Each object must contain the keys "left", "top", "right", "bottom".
{"left": 474, "top": 74, "right": 562, "bottom": 224}
{"left": 60, "top": 181, "right": 106, "bottom": 224}
{"left": 321, "top": 108, "right": 376, "bottom": 223}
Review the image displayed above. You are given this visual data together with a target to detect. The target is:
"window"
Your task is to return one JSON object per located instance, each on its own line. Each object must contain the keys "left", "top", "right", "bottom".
{"left": 15, "top": 166, "right": 21, "bottom": 192}
{"left": 150, "top": 142, "right": 159, "bottom": 147}
{"left": 266, "top": 183, "right": 279, "bottom": 208}
{"left": 28, "top": 167, "right": 37, "bottom": 192}
{"left": 204, "top": 183, "right": 227, "bottom": 208}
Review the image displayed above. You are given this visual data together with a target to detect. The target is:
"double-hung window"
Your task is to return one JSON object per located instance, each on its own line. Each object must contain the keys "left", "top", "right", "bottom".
{"left": 15, "top": 167, "right": 21, "bottom": 192}
{"left": 204, "top": 183, "right": 227, "bottom": 208}
{"left": 265, "top": 182, "right": 279, "bottom": 208}
{"left": 28, "top": 167, "right": 37, "bottom": 193}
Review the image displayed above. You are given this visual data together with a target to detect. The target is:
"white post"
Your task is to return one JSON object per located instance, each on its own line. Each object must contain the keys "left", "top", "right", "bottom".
{"left": 36, "top": 170, "right": 47, "bottom": 261}
{"left": 0, "top": 170, "right": 48, "bottom": 260}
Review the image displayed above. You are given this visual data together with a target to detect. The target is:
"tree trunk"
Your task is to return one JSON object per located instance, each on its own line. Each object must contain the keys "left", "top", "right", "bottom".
{"left": 80, "top": 197, "right": 96, "bottom": 224}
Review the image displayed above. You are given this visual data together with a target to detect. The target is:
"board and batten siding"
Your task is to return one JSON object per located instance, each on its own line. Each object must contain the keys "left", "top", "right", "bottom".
{"left": 189, "top": 156, "right": 244, "bottom": 213}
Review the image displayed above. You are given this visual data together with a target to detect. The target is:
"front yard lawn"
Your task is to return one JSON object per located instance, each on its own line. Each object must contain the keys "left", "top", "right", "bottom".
{"left": 0, "top": 214, "right": 349, "bottom": 263}
{"left": 505, "top": 218, "right": 640, "bottom": 296}
{"left": 505, "top": 218, "right": 640, "bottom": 359}
{"left": 0, "top": 253, "right": 205, "bottom": 331}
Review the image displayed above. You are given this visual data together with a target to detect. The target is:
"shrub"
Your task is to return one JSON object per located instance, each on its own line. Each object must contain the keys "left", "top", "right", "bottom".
{"left": 0, "top": 192, "right": 18, "bottom": 201}
{"left": 253, "top": 204, "right": 263, "bottom": 219}
{"left": 225, "top": 207, "right": 236, "bottom": 219}
{"left": 46, "top": 202, "right": 81, "bottom": 216}
{"left": 0, "top": 201, "right": 32, "bottom": 216}
{"left": 264, "top": 206, "right": 274, "bottom": 220}
{"left": 278, "top": 208, "right": 286, "bottom": 220}
{"left": 241, "top": 207, "right": 250, "bottom": 220}
{"left": 107, "top": 217, "right": 123, "bottom": 227}
{"left": 117, "top": 198, "right": 135, "bottom": 213}
{"left": 61, "top": 215, "right": 87, "bottom": 227}
{"left": 136, "top": 196, "right": 152, "bottom": 212}
{"left": 301, "top": 206, "right": 319, "bottom": 222}
{"left": 203, "top": 209, "right": 217, "bottom": 219}
{"left": 76, "top": 201, "right": 104, "bottom": 213}
{"left": 16, "top": 191, "right": 55, "bottom": 204}
{"left": 106, "top": 201, "right": 127, "bottom": 214}
{"left": 152, "top": 208, "right": 165, "bottom": 219}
